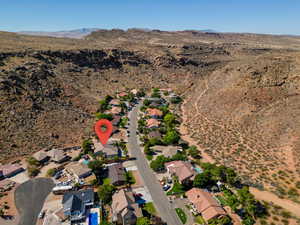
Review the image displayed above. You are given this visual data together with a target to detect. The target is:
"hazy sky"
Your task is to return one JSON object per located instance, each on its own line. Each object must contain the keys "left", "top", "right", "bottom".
{"left": 1, "top": 0, "right": 299, "bottom": 35}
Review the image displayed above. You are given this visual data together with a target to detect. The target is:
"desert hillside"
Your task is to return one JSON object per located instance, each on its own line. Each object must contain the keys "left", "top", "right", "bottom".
{"left": 0, "top": 29, "right": 300, "bottom": 202}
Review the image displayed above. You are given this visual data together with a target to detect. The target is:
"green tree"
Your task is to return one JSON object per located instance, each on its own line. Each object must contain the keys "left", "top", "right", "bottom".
{"left": 88, "top": 160, "right": 103, "bottom": 173}
{"left": 95, "top": 113, "right": 113, "bottom": 121}
{"left": 136, "top": 89, "right": 146, "bottom": 97}
{"left": 46, "top": 168, "right": 57, "bottom": 177}
{"left": 242, "top": 216, "right": 255, "bottom": 225}
{"left": 136, "top": 217, "right": 151, "bottom": 225}
{"left": 188, "top": 146, "right": 200, "bottom": 159}
{"left": 225, "top": 168, "right": 237, "bottom": 185}
{"left": 0, "top": 208, "right": 4, "bottom": 217}
{"left": 27, "top": 166, "right": 40, "bottom": 177}
{"left": 170, "top": 96, "right": 182, "bottom": 104}
{"left": 150, "top": 155, "right": 168, "bottom": 172}
{"left": 144, "top": 143, "right": 154, "bottom": 156}
{"left": 82, "top": 139, "right": 93, "bottom": 154}
{"left": 163, "top": 130, "right": 180, "bottom": 145}
{"left": 148, "top": 138, "right": 161, "bottom": 146}
{"left": 171, "top": 152, "right": 187, "bottom": 161}
{"left": 143, "top": 99, "right": 151, "bottom": 106}
{"left": 26, "top": 156, "right": 40, "bottom": 166}
{"left": 125, "top": 171, "right": 136, "bottom": 185}
{"left": 163, "top": 113, "right": 176, "bottom": 128}
{"left": 98, "top": 184, "right": 116, "bottom": 204}
{"left": 193, "top": 171, "right": 212, "bottom": 188}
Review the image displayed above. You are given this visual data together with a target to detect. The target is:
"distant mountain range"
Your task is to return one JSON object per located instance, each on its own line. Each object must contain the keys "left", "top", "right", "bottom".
{"left": 18, "top": 28, "right": 218, "bottom": 39}
{"left": 18, "top": 28, "right": 100, "bottom": 39}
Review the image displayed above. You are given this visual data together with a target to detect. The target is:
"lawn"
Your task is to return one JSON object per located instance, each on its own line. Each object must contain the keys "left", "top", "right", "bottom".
{"left": 103, "top": 178, "right": 111, "bottom": 185}
{"left": 167, "top": 181, "right": 185, "bottom": 195}
{"left": 175, "top": 208, "right": 187, "bottom": 224}
{"left": 143, "top": 202, "right": 156, "bottom": 216}
{"left": 194, "top": 215, "right": 205, "bottom": 224}
{"left": 215, "top": 195, "right": 227, "bottom": 206}
{"left": 125, "top": 171, "right": 136, "bottom": 185}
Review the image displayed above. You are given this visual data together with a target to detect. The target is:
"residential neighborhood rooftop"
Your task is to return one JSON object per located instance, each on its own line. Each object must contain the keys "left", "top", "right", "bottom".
{"left": 108, "top": 163, "right": 126, "bottom": 185}
{"left": 146, "top": 108, "right": 163, "bottom": 117}
{"left": 186, "top": 188, "right": 226, "bottom": 221}
{"left": 146, "top": 118, "right": 160, "bottom": 128}
{"left": 165, "top": 160, "right": 195, "bottom": 183}
{"left": 33, "top": 150, "right": 49, "bottom": 162}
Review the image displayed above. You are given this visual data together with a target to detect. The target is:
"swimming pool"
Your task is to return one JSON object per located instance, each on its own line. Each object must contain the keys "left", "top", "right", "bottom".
{"left": 194, "top": 167, "right": 203, "bottom": 174}
{"left": 82, "top": 159, "right": 90, "bottom": 165}
{"left": 88, "top": 212, "right": 98, "bottom": 225}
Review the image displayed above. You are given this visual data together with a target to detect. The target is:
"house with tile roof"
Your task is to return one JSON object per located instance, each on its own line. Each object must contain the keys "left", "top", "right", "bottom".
{"left": 111, "top": 106, "right": 122, "bottom": 115}
{"left": 110, "top": 99, "right": 121, "bottom": 106}
{"left": 186, "top": 188, "right": 226, "bottom": 222}
{"left": 165, "top": 160, "right": 196, "bottom": 184}
{"left": 146, "top": 118, "right": 160, "bottom": 129}
{"left": 118, "top": 92, "right": 128, "bottom": 98}
{"left": 111, "top": 189, "right": 142, "bottom": 225}
{"left": 146, "top": 108, "right": 163, "bottom": 118}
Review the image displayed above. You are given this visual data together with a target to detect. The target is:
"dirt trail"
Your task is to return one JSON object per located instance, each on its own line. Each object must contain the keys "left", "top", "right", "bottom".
{"left": 179, "top": 96, "right": 300, "bottom": 218}
{"left": 250, "top": 188, "right": 300, "bottom": 217}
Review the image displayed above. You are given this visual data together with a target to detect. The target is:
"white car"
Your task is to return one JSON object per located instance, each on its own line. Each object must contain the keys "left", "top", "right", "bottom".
{"left": 38, "top": 210, "right": 45, "bottom": 219}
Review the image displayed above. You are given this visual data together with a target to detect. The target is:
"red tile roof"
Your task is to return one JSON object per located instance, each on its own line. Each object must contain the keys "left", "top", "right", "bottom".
{"left": 111, "top": 106, "right": 122, "bottom": 114}
{"left": 146, "top": 118, "right": 160, "bottom": 128}
{"left": 186, "top": 188, "right": 226, "bottom": 221}
{"left": 146, "top": 108, "right": 163, "bottom": 117}
{"left": 165, "top": 161, "right": 195, "bottom": 183}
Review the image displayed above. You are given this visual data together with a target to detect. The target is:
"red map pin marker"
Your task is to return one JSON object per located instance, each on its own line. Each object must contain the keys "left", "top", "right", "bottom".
{"left": 95, "top": 119, "right": 113, "bottom": 145}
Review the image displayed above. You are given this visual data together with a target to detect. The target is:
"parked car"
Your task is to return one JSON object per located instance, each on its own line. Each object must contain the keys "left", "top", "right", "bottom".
{"left": 163, "top": 184, "right": 171, "bottom": 191}
{"left": 38, "top": 210, "right": 45, "bottom": 219}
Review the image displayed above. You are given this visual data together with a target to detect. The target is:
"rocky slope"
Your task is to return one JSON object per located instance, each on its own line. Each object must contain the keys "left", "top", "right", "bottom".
{"left": 0, "top": 30, "right": 300, "bottom": 202}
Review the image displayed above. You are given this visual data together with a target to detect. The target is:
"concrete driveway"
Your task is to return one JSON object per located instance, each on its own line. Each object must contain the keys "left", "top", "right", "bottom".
{"left": 15, "top": 178, "right": 54, "bottom": 225}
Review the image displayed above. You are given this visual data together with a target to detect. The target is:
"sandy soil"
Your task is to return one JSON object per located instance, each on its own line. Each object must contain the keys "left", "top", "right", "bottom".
{"left": 179, "top": 99, "right": 300, "bottom": 218}
{"left": 0, "top": 185, "right": 20, "bottom": 225}
{"left": 250, "top": 187, "right": 300, "bottom": 218}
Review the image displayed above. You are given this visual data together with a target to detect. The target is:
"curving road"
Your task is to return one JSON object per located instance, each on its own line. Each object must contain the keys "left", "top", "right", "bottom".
{"left": 15, "top": 178, "right": 54, "bottom": 225}
{"left": 127, "top": 102, "right": 182, "bottom": 225}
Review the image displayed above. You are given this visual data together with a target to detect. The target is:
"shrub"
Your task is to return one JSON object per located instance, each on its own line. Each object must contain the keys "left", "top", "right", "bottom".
{"left": 26, "top": 157, "right": 40, "bottom": 166}
{"left": 150, "top": 155, "right": 168, "bottom": 172}
{"left": 175, "top": 208, "right": 187, "bottom": 224}
{"left": 163, "top": 130, "right": 180, "bottom": 145}
{"left": 95, "top": 113, "right": 113, "bottom": 121}
{"left": 46, "top": 168, "right": 57, "bottom": 177}
{"left": 97, "top": 184, "right": 116, "bottom": 204}
{"left": 82, "top": 139, "right": 93, "bottom": 154}
{"left": 27, "top": 166, "right": 40, "bottom": 177}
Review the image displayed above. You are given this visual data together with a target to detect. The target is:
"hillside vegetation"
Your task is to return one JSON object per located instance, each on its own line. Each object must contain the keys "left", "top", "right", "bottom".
{"left": 0, "top": 29, "right": 300, "bottom": 203}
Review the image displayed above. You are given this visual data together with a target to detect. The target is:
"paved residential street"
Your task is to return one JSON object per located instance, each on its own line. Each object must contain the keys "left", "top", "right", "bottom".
{"left": 15, "top": 178, "right": 54, "bottom": 225}
{"left": 127, "top": 102, "right": 182, "bottom": 225}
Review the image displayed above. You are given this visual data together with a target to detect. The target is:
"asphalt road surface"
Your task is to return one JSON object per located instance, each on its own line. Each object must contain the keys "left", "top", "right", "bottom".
{"left": 128, "top": 102, "right": 182, "bottom": 225}
{"left": 15, "top": 178, "right": 54, "bottom": 225}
